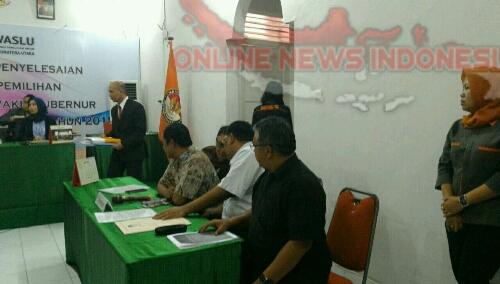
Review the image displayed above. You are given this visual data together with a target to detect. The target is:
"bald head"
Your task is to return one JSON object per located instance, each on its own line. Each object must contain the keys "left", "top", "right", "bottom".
{"left": 109, "top": 81, "right": 127, "bottom": 103}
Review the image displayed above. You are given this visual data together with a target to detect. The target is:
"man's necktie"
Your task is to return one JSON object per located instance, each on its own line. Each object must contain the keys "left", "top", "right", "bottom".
{"left": 117, "top": 105, "right": 122, "bottom": 120}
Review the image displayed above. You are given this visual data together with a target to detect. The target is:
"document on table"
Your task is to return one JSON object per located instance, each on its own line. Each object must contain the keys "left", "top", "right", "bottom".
{"left": 81, "top": 137, "right": 121, "bottom": 146}
{"left": 167, "top": 231, "right": 239, "bottom": 250}
{"left": 116, "top": 217, "right": 191, "bottom": 235}
{"left": 94, "top": 208, "right": 156, "bottom": 223}
{"left": 99, "top": 184, "right": 149, "bottom": 194}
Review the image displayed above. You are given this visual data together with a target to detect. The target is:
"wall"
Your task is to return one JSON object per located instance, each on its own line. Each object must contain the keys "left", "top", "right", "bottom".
{"left": 288, "top": 1, "right": 500, "bottom": 283}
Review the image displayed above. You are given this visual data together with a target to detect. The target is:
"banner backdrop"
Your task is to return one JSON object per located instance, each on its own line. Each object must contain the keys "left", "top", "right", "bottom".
{"left": 0, "top": 24, "right": 140, "bottom": 135}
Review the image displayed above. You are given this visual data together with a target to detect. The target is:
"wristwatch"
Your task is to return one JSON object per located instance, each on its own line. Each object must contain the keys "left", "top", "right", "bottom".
{"left": 259, "top": 274, "right": 274, "bottom": 284}
{"left": 459, "top": 194, "right": 469, "bottom": 208}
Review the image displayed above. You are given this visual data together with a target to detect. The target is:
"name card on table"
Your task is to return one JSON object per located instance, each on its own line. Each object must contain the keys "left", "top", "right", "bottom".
{"left": 72, "top": 157, "right": 99, "bottom": 186}
{"left": 95, "top": 192, "right": 114, "bottom": 212}
{"left": 49, "top": 125, "right": 73, "bottom": 144}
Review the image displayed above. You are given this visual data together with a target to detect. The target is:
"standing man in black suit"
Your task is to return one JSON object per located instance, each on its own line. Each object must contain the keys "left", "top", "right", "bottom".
{"left": 102, "top": 81, "right": 147, "bottom": 181}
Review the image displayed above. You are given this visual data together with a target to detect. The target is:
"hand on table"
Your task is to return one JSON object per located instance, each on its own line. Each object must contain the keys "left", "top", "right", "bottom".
{"left": 201, "top": 208, "right": 214, "bottom": 219}
{"left": 198, "top": 219, "right": 231, "bottom": 235}
{"left": 153, "top": 206, "right": 187, "bottom": 220}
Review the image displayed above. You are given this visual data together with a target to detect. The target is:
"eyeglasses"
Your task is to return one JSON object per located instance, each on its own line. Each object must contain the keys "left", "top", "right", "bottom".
{"left": 250, "top": 143, "right": 269, "bottom": 150}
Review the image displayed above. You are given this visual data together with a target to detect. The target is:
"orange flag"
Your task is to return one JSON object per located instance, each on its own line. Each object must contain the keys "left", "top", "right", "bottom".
{"left": 159, "top": 38, "right": 182, "bottom": 141}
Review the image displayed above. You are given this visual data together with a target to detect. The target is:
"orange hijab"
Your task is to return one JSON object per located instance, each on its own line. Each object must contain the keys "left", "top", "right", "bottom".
{"left": 461, "top": 66, "right": 500, "bottom": 128}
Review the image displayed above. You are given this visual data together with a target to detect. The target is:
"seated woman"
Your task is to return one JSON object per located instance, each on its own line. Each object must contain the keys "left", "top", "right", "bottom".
{"left": 251, "top": 81, "right": 293, "bottom": 128}
{"left": 19, "top": 97, "right": 56, "bottom": 141}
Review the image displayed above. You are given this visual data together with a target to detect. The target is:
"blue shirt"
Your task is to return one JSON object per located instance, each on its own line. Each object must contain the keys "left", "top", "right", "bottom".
{"left": 32, "top": 121, "right": 45, "bottom": 139}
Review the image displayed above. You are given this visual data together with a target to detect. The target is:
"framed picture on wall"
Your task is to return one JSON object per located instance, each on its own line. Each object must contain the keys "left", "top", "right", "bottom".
{"left": 36, "top": 0, "right": 55, "bottom": 20}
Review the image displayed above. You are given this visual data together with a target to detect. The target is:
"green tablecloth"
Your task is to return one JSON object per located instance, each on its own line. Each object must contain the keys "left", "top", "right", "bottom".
{"left": 64, "top": 177, "right": 242, "bottom": 284}
{"left": 90, "top": 133, "right": 168, "bottom": 183}
{"left": 0, "top": 142, "right": 75, "bottom": 229}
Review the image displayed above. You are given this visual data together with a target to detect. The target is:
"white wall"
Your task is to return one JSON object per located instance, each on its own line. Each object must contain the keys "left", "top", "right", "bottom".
{"left": 2, "top": 0, "right": 500, "bottom": 283}
{"left": 287, "top": 1, "right": 500, "bottom": 283}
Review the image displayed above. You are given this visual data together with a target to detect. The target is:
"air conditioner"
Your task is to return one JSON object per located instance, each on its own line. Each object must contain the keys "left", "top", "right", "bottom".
{"left": 109, "top": 80, "right": 142, "bottom": 120}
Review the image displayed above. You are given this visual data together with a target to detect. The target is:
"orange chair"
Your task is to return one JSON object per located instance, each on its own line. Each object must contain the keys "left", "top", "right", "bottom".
{"left": 327, "top": 188, "right": 379, "bottom": 284}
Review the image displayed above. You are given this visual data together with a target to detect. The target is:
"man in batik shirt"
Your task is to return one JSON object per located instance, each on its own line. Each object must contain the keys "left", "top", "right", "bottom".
{"left": 158, "top": 123, "right": 219, "bottom": 205}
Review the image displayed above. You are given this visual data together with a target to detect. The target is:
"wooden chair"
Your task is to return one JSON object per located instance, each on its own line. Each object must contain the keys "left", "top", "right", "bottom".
{"left": 327, "top": 188, "right": 379, "bottom": 284}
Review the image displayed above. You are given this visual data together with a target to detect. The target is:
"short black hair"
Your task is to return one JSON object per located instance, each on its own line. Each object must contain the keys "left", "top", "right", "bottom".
{"left": 24, "top": 94, "right": 35, "bottom": 100}
{"left": 261, "top": 81, "right": 284, "bottom": 105}
{"left": 217, "top": 126, "right": 228, "bottom": 137}
{"left": 163, "top": 123, "right": 193, "bottom": 147}
{"left": 253, "top": 116, "right": 296, "bottom": 156}
{"left": 227, "top": 121, "right": 254, "bottom": 142}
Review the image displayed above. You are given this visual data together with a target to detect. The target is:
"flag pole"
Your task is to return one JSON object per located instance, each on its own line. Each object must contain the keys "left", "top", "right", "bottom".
{"left": 158, "top": 36, "right": 182, "bottom": 141}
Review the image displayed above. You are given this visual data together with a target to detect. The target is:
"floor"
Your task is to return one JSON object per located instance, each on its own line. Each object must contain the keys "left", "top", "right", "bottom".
{"left": 0, "top": 223, "right": 81, "bottom": 284}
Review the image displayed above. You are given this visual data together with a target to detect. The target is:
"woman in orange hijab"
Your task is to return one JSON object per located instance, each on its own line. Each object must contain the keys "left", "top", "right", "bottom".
{"left": 436, "top": 67, "right": 500, "bottom": 283}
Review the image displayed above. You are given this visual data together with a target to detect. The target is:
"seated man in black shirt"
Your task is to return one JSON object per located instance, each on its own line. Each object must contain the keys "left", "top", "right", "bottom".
{"left": 199, "top": 116, "right": 331, "bottom": 284}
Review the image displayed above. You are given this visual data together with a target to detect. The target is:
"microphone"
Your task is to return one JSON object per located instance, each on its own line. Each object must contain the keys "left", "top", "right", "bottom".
{"left": 111, "top": 195, "right": 152, "bottom": 204}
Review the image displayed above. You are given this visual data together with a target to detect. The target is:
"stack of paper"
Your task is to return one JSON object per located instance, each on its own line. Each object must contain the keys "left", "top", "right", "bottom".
{"left": 82, "top": 137, "right": 121, "bottom": 146}
{"left": 167, "top": 231, "right": 239, "bottom": 250}
{"left": 94, "top": 208, "right": 156, "bottom": 223}
{"left": 99, "top": 184, "right": 148, "bottom": 194}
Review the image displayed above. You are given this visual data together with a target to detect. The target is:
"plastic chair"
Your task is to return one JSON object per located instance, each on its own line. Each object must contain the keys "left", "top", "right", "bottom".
{"left": 327, "top": 188, "right": 379, "bottom": 284}
{"left": 103, "top": 121, "right": 113, "bottom": 134}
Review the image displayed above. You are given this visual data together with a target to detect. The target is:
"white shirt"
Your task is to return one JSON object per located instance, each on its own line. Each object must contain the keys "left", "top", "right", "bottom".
{"left": 118, "top": 96, "right": 129, "bottom": 112}
{"left": 220, "top": 142, "right": 264, "bottom": 219}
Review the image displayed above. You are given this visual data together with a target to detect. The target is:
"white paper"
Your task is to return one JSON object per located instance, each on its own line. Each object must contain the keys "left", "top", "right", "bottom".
{"left": 75, "top": 157, "right": 99, "bottom": 186}
{"left": 95, "top": 192, "right": 113, "bottom": 212}
{"left": 99, "top": 184, "right": 149, "bottom": 194}
{"left": 94, "top": 208, "right": 156, "bottom": 223}
{"left": 167, "top": 231, "right": 239, "bottom": 250}
{"left": 28, "top": 140, "right": 49, "bottom": 144}
{"left": 81, "top": 137, "right": 114, "bottom": 146}
{"left": 115, "top": 217, "right": 191, "bottom": 235}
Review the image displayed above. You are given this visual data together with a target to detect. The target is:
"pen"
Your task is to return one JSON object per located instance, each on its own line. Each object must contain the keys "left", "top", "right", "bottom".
{"left": 126, "top": 188, "right": 147, "bottom": 193}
